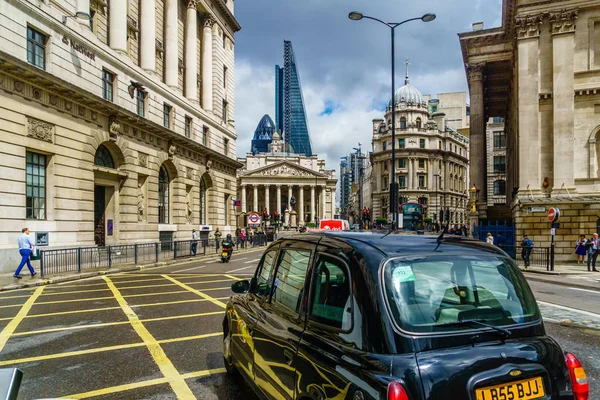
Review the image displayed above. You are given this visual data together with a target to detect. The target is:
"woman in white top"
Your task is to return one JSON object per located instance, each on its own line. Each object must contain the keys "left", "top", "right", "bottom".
{"left": 486, "top": 232, "right": 494, "bottom": 245}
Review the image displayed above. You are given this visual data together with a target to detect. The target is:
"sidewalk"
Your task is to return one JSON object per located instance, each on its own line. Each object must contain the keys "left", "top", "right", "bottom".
{"left": 520, "top": 262, "right": 600, "bottom": 291}
{"left": 0, "top": 246, "right": 265, "bottom": 292}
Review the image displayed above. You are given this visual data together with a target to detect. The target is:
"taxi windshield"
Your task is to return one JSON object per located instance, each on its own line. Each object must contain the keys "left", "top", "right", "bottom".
{"left": 382, "top": 255, "right": 540, "bottom": 334}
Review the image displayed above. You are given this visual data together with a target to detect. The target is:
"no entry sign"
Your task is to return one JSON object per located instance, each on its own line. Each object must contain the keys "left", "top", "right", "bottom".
{"left": 248, "top": 213, "right": 261, "bottom": 225}
{"left": 548, "top": 207, "right": 560, "bottom": 222}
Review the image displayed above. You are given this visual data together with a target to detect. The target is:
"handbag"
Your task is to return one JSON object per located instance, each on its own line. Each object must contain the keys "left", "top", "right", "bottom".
{"left": 30, "top": 248, "right": 41, "bottom": 261}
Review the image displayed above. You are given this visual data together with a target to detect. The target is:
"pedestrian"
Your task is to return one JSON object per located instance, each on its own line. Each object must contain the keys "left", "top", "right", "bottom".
{"left": 240, "top": 228, "right": 247, "bottom": 248}
{"left": 521, "top": 234, "right": 534, "bottom": 268}
{"left": 214, "top": 227, "right": 222, "bottom": 249}
{"left": 14, "top": 227, "right": 36, "bottom": 279}
{"left": 486, "top": 232, "right": 494, "bottom": 245}
{"left": 191, "top": 229, "right": 198, "bottom": 256}
{"left": 235, "top": 227, "right": 241, "bottom": 247}
{"left": 575, "top": 234, "right": 587, "bottom": 264}
{"left": 585, "top": 233, "right": 599, "bottom": 272}
{"left": 496, "top": 232, "right": 503, "bottom": 248}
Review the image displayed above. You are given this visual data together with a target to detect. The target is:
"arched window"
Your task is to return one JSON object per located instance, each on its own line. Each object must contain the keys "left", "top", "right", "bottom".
{"left": 200, "top": 179, "right": 207, "bottom": 225}
{"left": 400, "top": 117, "right": 407, "bottom": 129}
{"left": 416, "top": 118, "right": 422, "bottom": 129}
{"left": 493, "top": 180, "right": 506, "bottom": 195}
{"left": 158, "top": 165, "right": 169, "bottom": 224}
{"left": 94, "top": 144, "right": 115, "bottom": 168}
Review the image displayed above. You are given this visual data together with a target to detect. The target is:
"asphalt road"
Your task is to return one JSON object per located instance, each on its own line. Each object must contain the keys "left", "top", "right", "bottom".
{"left": 0, "top": 246, "right": 597, "bottom": 399}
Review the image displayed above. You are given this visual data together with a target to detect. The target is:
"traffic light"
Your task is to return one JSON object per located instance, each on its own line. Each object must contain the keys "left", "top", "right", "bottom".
{"left": 445, "top": 209, "right": 450, "bottom": 223}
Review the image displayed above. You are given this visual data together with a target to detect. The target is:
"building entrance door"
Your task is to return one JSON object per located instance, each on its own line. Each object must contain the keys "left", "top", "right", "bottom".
{"left": 94, "top": 185, "right": 106, "bottom": 246}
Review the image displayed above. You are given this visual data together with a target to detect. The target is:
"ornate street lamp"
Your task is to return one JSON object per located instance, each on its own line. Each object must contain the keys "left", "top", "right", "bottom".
{"left": 469, "top": 184, "right": 480, "bottom": 214}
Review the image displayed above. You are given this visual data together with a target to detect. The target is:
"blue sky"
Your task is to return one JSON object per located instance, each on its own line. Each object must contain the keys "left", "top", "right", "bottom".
{"left": 233, "top": 0, "right": 503, "bottom": 170}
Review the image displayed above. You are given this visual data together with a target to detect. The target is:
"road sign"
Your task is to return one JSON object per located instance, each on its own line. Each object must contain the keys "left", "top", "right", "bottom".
{"left": 548, "top": 207, "right": 560, "bottom": 222}
{"left": 527, "top": 206, "right": 546, "bottom": 213}
{"left": 248, "top": 213, "right": 261, "bottom": 225}
{"left": 551, "top": 228, "right": 556, "bottom": 236}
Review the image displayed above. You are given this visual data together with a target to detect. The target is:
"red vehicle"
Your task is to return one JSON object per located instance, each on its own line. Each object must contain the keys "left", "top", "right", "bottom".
{"left": 318, "top": 219, "right": 349, "bottom": 231}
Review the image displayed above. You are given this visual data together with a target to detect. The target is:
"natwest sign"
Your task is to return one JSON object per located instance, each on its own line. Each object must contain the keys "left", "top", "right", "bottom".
{"left": 548, "top": 207, "right": 560, "bottom": 222}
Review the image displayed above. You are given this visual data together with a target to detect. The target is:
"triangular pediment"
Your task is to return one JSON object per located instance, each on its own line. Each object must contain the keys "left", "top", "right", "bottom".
{"left": 242, "top": 161, "right": 324, "bottom": 178}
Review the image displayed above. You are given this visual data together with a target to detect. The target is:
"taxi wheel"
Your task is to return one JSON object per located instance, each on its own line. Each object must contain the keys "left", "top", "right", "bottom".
{"left": 223, "top": 327, "right": 238, "bottom": 376}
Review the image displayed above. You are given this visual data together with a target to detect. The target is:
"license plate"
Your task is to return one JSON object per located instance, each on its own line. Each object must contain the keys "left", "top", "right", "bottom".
{"left": 222, "top": 251, "right": 228, "bottom": 257}
{"left": 476, "top": 376, "right": 545, "bottom": 400}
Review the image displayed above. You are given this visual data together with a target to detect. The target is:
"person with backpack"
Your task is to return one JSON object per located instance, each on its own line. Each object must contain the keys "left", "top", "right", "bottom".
{"left": 521, "top": 234, "right": 534, "bottom": 268}
{"left": 585, "top": 232, "right": 599, "bottom": 272}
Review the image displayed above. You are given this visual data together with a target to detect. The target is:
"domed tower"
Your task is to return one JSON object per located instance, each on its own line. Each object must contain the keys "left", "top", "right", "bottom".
{"left": 250, "top": 114, "right": 276, "bottom": 155}
{"left": 384, "top": 61, "right": 430, "bottom": 129}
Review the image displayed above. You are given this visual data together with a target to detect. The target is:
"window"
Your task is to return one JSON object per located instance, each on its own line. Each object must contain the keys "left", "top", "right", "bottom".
{"left": 493, "top": 117, "right": 504, "bottom": 124}
{"left": 102, "top": 70, "right": 114, "bottom": 102}
{"left": 271, "top": 249, "right": 312, "bottom": 315}
{"left": 224, "top": 196, "right": 229, "bottom": 225}
{"left": 416, "top": 118, "right": 422, "bottom": 129}
{"left": 418, "top": 197, "right": 428, "bottom": 205}
{"left": 158, "top": 165, "right": 169, "bottom": 224}
{"left": 399, "top": 196, "right": 409, "bottom": 204}
{"left": 136, "top": 89, "right": 146, "bottom": 117}
{"left": 382, "top": 141, "right": 387, "bottom": 151}
{"left": 222, "top": 100, "right": 228, "bottom": 122}
{"left": 200, "top": 179, "right": 207, "bottom": 225}
{"left": 254, "top": 249, "right": 278, "bottom": 298}
{"left": 94, "top": 144, "right": 115, "bottom": 168}
{"left": 202, "top": 126, "right": 209, "bottom": 146}
{"left": 418, "top": 158, "right": 425, "bottom": 169}
{"left": 494, "top": 180, "right": 506, "bottom": 195}
{"left": 27, "top": 27, "right": 46, "bottom": 69}
{"left": 399, "top": 139, "right": 405, "bottom": 149}
{"left": 399, "top": 176, "right": 406, "bottom": 188}
{"left": 163, "top": 104, "right": 172, "bottom": 129}
{"left": 493, "top": 156, "right": 506, "bottom": 173}
{"left": 309, "top": 256, "right": 351, "bottom": 331}
{"left": 223, "top": 138, "right": 230, "bottom": 156}
{"left": 26, "top": 151, "right": 46, "bottom": 219}
{"left": 418, "top": 175, "right": 426, "bottom": 188}
{"left": 420, "top": 139, "right": 426, "bottom": 149}
{"left": 383, "top": 176, "right": 389, "bottom": 190}
{"left": 400, "top": 117, "right": 407, "bottom": 129}
{"left": 223, "top": 66, "right": 228, "bottom": 89}
{"left": 185, "top": 116, "right": 192, "bottom": 138}
{"left": 493, "top": 132, "right": 506, "bottom": 149}
{"left": 399, "top": 158, "right": 406, "bottom": 169}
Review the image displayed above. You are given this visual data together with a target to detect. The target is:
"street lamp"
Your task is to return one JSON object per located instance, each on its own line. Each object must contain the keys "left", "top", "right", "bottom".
{"left": 433, "top": 173, "right": 440, "bottom": 226}
{"left": 349, "top": 11, "right": 436, "bottom": 230}
{"left": 469, "top": 184, "right": 480, "bottom": 214}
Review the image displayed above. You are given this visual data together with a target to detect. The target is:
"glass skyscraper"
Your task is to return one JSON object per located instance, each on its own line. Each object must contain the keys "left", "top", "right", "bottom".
{"left": 275, "top": 41, "right": 313, "bottom": 156}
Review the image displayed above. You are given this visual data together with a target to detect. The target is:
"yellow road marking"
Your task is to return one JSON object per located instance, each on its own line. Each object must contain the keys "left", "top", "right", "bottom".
{"left": 0, "top": 294, "right": 36, "bottom": 300}
{"left": 103, "top": 276, "right": 195, "bottom": 400}
{"left": 162, "top": 275, "right": 227, "bottom": 308}
{"left": 0, "top": 332, "right": 221, "bottom": 366}
{"left": 40, "top": 288, "right": 111, "bottom": 296}
{"left": 13, "top": 310, "right": 224, "bottom": 336}
{"left": 0, "top": 286, "right": 45, "bottom": 352}
{"left": 224, "top": 274, "right": 242, "bottom": 281}
{"left": 64, "top": 367, "right": 226, "bottom": 399}
{"left": 198, "top": 286, "right": 230, "bottom": 292}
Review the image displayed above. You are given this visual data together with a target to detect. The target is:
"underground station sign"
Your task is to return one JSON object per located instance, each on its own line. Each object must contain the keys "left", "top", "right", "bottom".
{"left": 248, "top": 212, "right": 261, "bottom": 225}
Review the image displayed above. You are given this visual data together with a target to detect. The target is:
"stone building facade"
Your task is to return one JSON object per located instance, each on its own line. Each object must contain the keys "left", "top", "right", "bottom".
{"left": 486, "top": 117, "right": 508, "bottom": 209}
{"left": 459, "top": 0, "right": 600, "bottom": 261}
{"left": 237, "top": 133, "right": 337, "bottom": 227}
{"left": 370, "top": 74, "right": 470, "bottom": 226}
{"left": 0, "top": 0, "right": 241, "bottom": 271}
{"left": 424, "top": 92, "right": 470, "bottom": 132}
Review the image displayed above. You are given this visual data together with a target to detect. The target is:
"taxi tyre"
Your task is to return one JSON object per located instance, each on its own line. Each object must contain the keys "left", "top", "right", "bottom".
{"left": 223, "top": 320, "right": 238, "bottom": 376}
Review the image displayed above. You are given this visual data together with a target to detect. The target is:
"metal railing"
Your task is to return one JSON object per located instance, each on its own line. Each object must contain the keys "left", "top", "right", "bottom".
{"left": 39, "top": 235, "right": 272, "bottom": 277}
{"left": 498, "top": 245, "right": 550, "bottom": 270}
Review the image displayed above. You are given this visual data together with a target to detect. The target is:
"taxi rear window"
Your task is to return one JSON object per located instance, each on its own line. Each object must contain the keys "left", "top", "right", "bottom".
{"left": 382, "top": 255, "right": 540, "bottom": 334}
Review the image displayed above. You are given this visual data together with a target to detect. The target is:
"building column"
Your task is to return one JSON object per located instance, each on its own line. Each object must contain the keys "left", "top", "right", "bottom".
{"left": 109, "top": 0, "right": 127, "bottom": 53}
{"left": 253, "top": 185, "right": 259, "bottom": 212}
{"left": 408, "top": 158, "right": 414, "bottom": 189}
{"left": 140, "top": 0, "right": 156, "bottom": 72}
{"left": 202, "top": 17, "right": 214, "bottom": 112}
{"left": 413, "top": 159, "right": 418, "bottom": 190}
{"left": 241, "top": 185, "right": 247, "bottom": 214}
{"left": 164, "top": 0, "right": 179, "bottom": 88}
{"left": 551, "top": 11, "right": 577, "bottom": 189}
{"left": 299, "top": 185, "right": 305, "bottom": 223}
{"left": 310, "top": 185, "right": 316, "bottom": 222}
{"left": 322, "top": 187, "right": 327, "bottom": 219}
{"left": 276, "top": 185, "right": 282, "bottom": 215}
{"left": 428, "top": 159, "right": 434, "bottom": 191}
{"left": 264, "top": 185, "right": 270, "bottom": 213}
{"left": 185, "top": 1, "right": 198, "bottom": 101}
{"left": 467, "top": 62, "right": 487, "bottom": 217}
{"left": 331, "top": 189, "right": 336, "bottom": 218}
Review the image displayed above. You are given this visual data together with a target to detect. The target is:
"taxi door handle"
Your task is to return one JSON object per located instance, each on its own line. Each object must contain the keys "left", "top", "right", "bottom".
{"left": 283, "top": 349, "right": 294, "bottom": 365}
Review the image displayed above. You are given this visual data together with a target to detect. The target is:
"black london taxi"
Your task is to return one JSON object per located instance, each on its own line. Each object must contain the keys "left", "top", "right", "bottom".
{"left": 222, "top": 232, "right": 589, "bottom": 400}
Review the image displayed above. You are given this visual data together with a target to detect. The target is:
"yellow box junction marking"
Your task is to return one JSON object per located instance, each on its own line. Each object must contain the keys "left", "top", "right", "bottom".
{"left": 162, "top": 275, "right": 226, "bottom": 308}
{"left": 0, "top": 286, "right": 45, "bottom": 352}
{"left": 103, "top": 276, "right": 196, "bottom": 399}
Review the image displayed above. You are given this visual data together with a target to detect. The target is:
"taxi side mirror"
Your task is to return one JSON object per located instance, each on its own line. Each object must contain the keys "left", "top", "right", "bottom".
{"left": 231, "top": 280, "right": 250, "bottom": 293}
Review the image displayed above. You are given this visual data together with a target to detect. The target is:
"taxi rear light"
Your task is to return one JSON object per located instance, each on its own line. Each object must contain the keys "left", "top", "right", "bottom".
{"left": 388, "top": 380, "right": 410, "bottom": 400}
{"left": 565, "top": 352, "right": 589, "bottom": 400}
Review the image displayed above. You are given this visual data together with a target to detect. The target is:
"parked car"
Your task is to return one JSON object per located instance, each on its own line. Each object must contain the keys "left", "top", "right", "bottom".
{"left": 223, "top": 232, "right": 589, "bottom": 400}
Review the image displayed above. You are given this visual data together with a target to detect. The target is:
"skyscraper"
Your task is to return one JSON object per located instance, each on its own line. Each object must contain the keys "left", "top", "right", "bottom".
{"left": 275, "top": 41, "right": 313, "bottom": 156}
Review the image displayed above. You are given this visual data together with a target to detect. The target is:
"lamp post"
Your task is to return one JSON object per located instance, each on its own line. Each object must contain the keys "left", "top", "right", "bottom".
{"left": 433, "top": 173, "right": 440, "bottom": 229}
{"left": 468, "top": 184, "right": 480, "bottom": 238}
{"left": 349, "top": 11, "right": 436, "bottom": 230}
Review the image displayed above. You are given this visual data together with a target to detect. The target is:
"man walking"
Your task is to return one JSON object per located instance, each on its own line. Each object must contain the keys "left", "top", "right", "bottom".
{"left": 521, "top": 234, "right": 534, "bottom": 269}
{"left": 191, "top": 229, "right": 198, "bottom": 256}
{"left": 15, "top": 228, "right": 36, "bottom": 279}
{"left": 586, "top": 232, "right": 599, "bottom": 272}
